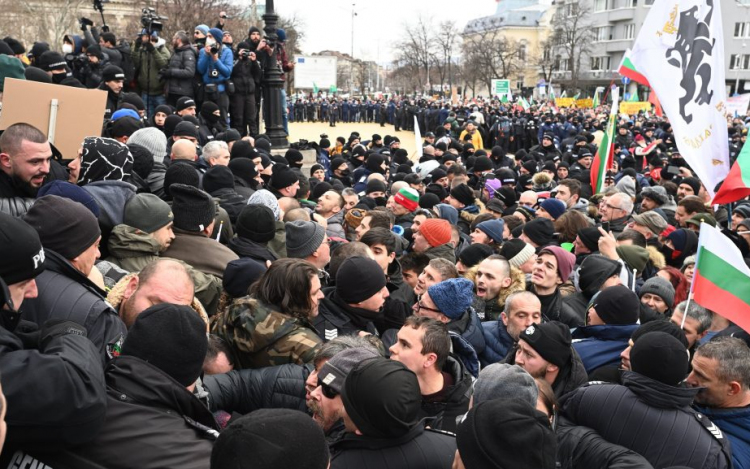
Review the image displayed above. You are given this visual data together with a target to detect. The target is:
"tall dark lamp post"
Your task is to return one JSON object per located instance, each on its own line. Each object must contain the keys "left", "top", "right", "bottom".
{"left": 261, "top": 0, "right": 289, "bottom": 148}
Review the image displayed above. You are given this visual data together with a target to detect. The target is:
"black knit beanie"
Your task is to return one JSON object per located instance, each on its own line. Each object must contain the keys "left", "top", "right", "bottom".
{"left": 203, "top": 165, "right": 236, "bottom": 193}
{"left": 578, "top": 226, "right": 603, "bottom": 252}
{"left": 341, "top": 359, "right": 421, "bottom": 439}
{"left": 228, "top": 157, "right": 258, "bottom": 186}
{"left": 457, "top": 398, "right": 556, "bottom": 469}
{"left": 170, "top": 184, "right": 215, "bottom": 232}
{"left": 210, "top": 409, "right": 329, "bottom": 469}
{"left": 519, "top": 321, "right": 571, "bottom": 368}
{"left": 590, "top": 285, "right": 640, "bottom": 325}
{"left": 121, "top": 303, "right": 207, "bottom": 387}
{"left": 23, "top": 195, "right": 101, "bottom": 260}
{"left": 336, "top": 257, "right": 387, "bottom": 304}
{"left": 164, "top": 163, "right": 200, "bottom": 196}
{"left": 458, "top": 243, "right": 494, "bottom": 269}
{"left": 630, "top": 332, "right": 689, "bottom": 386}
{"left": 270, "top": 165, "right": 298, "bottom": 190}
{"left": 523, "top": 218, "right": 555, "bottom": 247}
{"left": 237, "top": 204, "right": 276, "bottom": 243}
{"left": 450, "top": 184, "right": 475, "bottom": 207}
{"left": 0, "top": 212, "right": 45, "bottom": 285}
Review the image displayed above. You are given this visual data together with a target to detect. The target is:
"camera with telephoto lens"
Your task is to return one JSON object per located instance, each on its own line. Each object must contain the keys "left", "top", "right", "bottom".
{"left": 240, "top": 50, "right": 249, "bottom": 59}
{"left": 210, "top": 43, "right": 220, "bottom": 55}
{"left": 79, "top": 17, "right": 94, "bottom": 30}
{"left": 141, "top": 7, "right": 165, "bottom": 35}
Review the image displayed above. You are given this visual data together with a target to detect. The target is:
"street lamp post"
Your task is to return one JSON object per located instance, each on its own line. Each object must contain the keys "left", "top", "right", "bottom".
{"left": 261, "top": 0, "right": 289, "bottom": 147}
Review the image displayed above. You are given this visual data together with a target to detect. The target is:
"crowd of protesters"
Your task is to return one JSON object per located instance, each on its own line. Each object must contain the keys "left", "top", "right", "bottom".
{"left": 1, "top": 15, "right": 750, "bottom": 469}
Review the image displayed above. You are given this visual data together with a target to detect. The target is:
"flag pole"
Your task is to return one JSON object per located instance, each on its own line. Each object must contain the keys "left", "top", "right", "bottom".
{"left": 682, "top": 221, "right": 703, "bottom": 329}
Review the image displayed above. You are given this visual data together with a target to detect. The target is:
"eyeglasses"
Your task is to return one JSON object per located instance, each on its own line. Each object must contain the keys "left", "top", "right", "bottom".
{"left": 414, "top": 296, "right": 442, "bottom": 315}
{"left": 320, "top": 383, "right": 338, "bottom": 399}
{"left": 604, "top": 203, "right": 623, "bottom": 211}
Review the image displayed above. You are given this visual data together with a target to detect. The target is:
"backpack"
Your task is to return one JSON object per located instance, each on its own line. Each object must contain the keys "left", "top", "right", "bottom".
{"left": 116, "top": 41, "right": 136, "bottom": 89}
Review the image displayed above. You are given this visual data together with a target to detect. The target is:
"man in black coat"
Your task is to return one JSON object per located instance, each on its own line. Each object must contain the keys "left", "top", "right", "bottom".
{"left": 22, "top": 195, "right": 127, "bottom": 359}
{"left": 0, "top": 213, "right": 107, "bottom": 463}
{"left": 560, "top": 332, "right": 733, "bottom": 469}
{"left": 229, "top": 41, "right": 262, "bottom": 137}
{"left": 328, "top": 357, "right": 456, "bottom": 469}
{"left": 389, "top": 316, "right": 473, "bottom": 433}
{"left": 163, "top": 31, "right": 197, "bottom": 106}
{"left": 37, "top": 303, "right": 219, "bottom": 469}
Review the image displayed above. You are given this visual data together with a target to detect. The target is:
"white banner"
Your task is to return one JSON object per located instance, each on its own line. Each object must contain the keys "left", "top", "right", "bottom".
{"left": 726, "top": 94, "right": 750, "bottom": 117}
{"left": 627, "top": 0, "right": 729, "bottom": 198}
{"left": 414, "top": 115, "right": 423, "bottom": 159}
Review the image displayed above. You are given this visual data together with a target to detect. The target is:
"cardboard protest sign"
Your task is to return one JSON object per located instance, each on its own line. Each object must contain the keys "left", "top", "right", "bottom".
{"left": 0, "top": 78, "right": 106, "bottom": 160}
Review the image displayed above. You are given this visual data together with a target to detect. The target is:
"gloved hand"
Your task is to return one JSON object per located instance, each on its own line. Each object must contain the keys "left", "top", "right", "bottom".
{"left": 145, "top": 41, "right": 155, "bottom": 52}
{"left": 134, "top": 36, "right": 143, "bottom": 48}
{"left": 40, "top": 319, "right": 87, "bottom": 350}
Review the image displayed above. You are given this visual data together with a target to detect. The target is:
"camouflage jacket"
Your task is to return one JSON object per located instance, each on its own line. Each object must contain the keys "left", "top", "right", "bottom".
{"left": 210, "top": 297, "right": 321, "bottom": 369}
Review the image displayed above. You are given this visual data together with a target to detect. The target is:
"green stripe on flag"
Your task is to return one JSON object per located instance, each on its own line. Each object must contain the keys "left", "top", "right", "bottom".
{"left": 697, "top": 248, "right": 750, "bottom": 305}
{"left": 739, "top": 144, "right": 750, "bottom": 188}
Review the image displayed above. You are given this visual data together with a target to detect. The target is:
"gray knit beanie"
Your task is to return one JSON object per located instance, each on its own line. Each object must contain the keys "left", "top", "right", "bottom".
{"left": 473, "top": 363, "right": 538, "bottom": 408}
{"left": 639, "top": 276, "right": 675, "bottom": 309}
{"left": 248, "top": 189, "right": 280, "bottom": 220}
{"left": 285, "top": 220, "right": 325, "bottom": 259}
{"left": 127, "top": 127, "right": 168, "bottom": 164}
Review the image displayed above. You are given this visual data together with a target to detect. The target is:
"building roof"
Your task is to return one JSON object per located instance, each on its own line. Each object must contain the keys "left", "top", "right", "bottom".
{"left": 464, "top": 0, "right": 552, "bottom": 32}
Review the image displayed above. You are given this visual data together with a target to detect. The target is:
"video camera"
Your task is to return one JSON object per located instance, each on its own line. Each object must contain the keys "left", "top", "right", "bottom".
{"left": 141, "top": 8, "right": 166, "bottom": 35}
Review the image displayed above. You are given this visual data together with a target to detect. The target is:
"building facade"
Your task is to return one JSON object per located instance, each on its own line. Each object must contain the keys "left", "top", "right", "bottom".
{"left": 550, "top": 0, "right": 750, "bottom": 96}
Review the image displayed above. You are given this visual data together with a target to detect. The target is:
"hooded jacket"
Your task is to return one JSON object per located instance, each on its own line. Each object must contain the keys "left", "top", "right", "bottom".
{"left": 560, "top": 372, "right": 733, "bottom": 469}
{"left": 0, "top": 312, "right": 106, "bottom": 456}
{"left": 105, "top": 224, "right": 162, "bottom": 273}
{"left": 314, "top": 288, "right": 381, "bottom": 340}
{"left": 161, "top": 227, "right": 239, "bottom": 279}
{"left": 694, "top": 404, "right": 750, "bottom": 469}
{"left": 165, "top": 43, "right": 197, "bottom": 97}
{"left": 31, "top": 356, "right": 219, "bottom": 469}
{"left": 572, "top": 324, "right": 640, "bottom": 374}
{"left": 211, "top": 297, "right": 322, "bottom": 368}
{"left": 19, "top": 249, "right": 127, "bottom": 359}
{"left": 330, "top": 421, "right": 457, "bottom": 469}
{"left": 564, "top": 255, "right": 620, "bottom": 320}
{"left": 132, "top": 37, "right": 171, "bottom": 94}
{"left": 145, "top": 161, "right": 167, "bottom": 198}
{"left": 423, "top": 242, "right": 456, "bottom": 264}
{"left": 228, "top": 235, "right": 278, "bottom": 264}
{"left": 418, "top": 356, "right": 472, "bottom": 434}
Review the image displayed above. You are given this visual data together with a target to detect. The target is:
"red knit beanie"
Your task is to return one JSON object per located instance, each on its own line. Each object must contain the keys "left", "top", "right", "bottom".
{"left": 420, "top": 219, "right": 451, "bottom": 247}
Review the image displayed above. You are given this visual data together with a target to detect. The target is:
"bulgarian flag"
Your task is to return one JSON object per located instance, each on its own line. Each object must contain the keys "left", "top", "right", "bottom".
{"left": 519, "top": 96, "right": 530, "bottom": 110}
{"left": 549, "top": 86, "right": 556, "bottom": 104}
{"left": 616, "top": 1, "right": 729, "bottom": 200}
{"left": 692, "top": 223, "right": 750, "bottom": 333}
{"left": 712, "top": 142, "right": 750, "bottom": 204}
{"left": 592, "top": 89, "right": 600, "bottom": 108}
{"left": 591, "top": 87, "right": 620, "bottom": 194}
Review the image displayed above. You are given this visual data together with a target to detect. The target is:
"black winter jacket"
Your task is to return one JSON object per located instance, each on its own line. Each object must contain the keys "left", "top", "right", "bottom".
{"left": 314, "top": 289, "right": 380, "bottom": 341}
{"left": 560, "top": 371, "right": 733, "bottom": 469}
{"left": 209, "top": 187, "right": 247, "bottom": 224}
{"left": 19, "top": 249, "right": 127, "bottom": 358}
{"left": 0, "top": 314, "right": 106, "bottom": 454}
{"left": 27, "top": 356, "right": 219, "bottom": 469}
{"left": 203, "top": 363, "right": 311, "bottom": 414}
{"left": 165, "top": 44, "right": 196, "bottom": 97}
{"left": 419, "top": 356, "right": 472, "bottom": 434}
{"left": 557, "top": 423, "right": 656, "bottom": 469}
{"left": 330, "top": 421, "right": 456, "bottom": 469}
{"left": 529, "top": 284, "right": 583, "bottom": 328}
{"left": 230, "top": 56, "right": 262, "bottom": 95}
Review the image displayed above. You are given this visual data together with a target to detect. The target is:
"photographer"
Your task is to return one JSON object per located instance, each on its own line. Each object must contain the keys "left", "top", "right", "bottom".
{"left": 229, "top": 41, "right": 261, "bottom": 137}
{"left": 197, "top": 28, "right": 233, "bottom": 123}
{"left": 81, "top": 44, "right": 108, "bottom": 89}
{"left": 132, "top": 29, "right": 170, "bottom": 119}
{"left": 162, "top": 31, "right": 196, "bottom": 107}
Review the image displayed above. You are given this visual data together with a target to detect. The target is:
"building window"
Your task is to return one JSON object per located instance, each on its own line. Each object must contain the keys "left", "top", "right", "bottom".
{"left": 595, "top": 26, "right": 612, "bottom": 41}
{"left": 735, "top": 22, "right": 750, "bottom": 38}
{"left": 624, "top": 24, "right": 635, "bottom": 39}
{"left": 644, "top": 0, "right": 654, "bottom": 4}
{"left": 731, "top": 54, "right": 750, "bottom": 70}
{"left": 564, "top": 2, "right": 578, "bottom": 17}
{"left": 594, "top": 0, "right": 608, "bottom": 12}
{"left": 591, "top": 56, "right": 611, "bottom": 71}
{"left": 560, "top": 58, "right": 571, "bottom": 71}
{"left": 518, "top": 43, "right": 527, "bottom": 61}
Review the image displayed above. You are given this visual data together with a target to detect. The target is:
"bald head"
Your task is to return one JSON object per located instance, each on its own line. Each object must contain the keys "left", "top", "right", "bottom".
{"left": 171, "top": 139, "right": 197, "bottom": 161}
{"left": 519, "top": 190, "right": 538, "bottom": 207}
